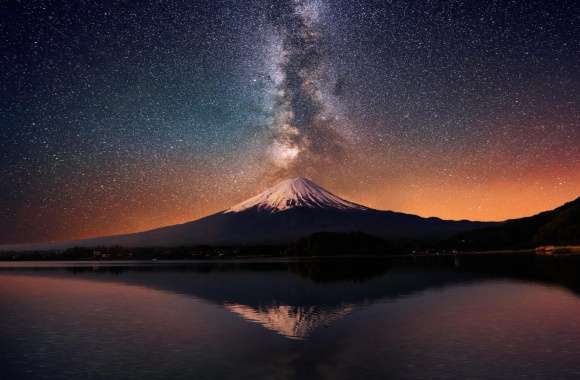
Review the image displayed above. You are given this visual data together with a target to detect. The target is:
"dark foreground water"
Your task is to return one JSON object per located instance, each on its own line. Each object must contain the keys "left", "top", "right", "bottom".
{"left": 2, "top": 259, "right": 580, "bottom": 380}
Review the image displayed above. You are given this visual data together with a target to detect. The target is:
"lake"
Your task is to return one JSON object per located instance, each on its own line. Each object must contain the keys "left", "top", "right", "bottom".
{"left": 2, "top": 258, "right": 580, "bottom": 379}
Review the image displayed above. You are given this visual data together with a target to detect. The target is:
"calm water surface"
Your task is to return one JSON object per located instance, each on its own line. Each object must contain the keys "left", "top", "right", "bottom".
{"left": 2, "top": 259, "right": 580, "bottom": 379}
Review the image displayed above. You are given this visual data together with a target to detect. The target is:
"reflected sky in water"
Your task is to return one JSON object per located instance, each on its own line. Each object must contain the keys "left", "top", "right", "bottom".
{"left": 2, "top": 260, "right": 580, "bottom": 379}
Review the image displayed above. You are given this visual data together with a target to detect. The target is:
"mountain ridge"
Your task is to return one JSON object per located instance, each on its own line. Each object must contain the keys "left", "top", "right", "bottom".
{"left": 452, "top": 196, "right": 580, "bottom": 250}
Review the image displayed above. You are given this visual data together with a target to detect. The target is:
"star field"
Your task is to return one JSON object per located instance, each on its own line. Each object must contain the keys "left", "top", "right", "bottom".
{"left": 1, "top": 0, "right": 579, "bottom": 244}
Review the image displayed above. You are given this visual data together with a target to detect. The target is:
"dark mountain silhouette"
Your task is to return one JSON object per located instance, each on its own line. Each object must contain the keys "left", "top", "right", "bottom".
{"left": 2, "top": 177, "right": 490, "bottom": 251}
{"left": 452, "top": 197, "right": 580, "bottom": 250}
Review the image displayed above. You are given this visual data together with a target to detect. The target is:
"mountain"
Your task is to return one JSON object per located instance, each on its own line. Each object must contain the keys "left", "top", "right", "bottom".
{"left": 226, "top": 177, "right": 368, "bottom": 212}
{"left": 4, "top": 177, "right": 490, "bottom": 250}
{"left": 451, "top": 197, "right": 580, "bottom": 250}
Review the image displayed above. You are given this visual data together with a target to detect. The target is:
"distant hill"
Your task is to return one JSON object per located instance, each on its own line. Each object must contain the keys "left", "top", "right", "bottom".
{"left": 451, "top": 197, "right": 580, "bottom": 250}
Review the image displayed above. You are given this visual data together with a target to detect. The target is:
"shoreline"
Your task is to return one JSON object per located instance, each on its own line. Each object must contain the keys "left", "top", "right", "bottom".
{"left": 1, "top": 247, "right": 580, "bottom": 264}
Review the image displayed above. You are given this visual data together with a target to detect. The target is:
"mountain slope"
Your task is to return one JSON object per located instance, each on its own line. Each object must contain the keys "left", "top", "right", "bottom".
{"left": 452, "top": 197, "right": 580, "bottom": 250}
{"left": 4, "top": 177, "right": 490, "bottom": 250}
{"left": 74, "top": 206, "right": 486, "bottom": 248}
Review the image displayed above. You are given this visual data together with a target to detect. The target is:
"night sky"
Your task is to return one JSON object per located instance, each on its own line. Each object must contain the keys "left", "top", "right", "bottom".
{"left": 1, "top": 0, "right": 579, "bottom": 244}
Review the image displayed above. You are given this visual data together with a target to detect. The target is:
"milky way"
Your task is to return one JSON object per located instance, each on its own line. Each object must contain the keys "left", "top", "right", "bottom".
{"left": 1, "top": 0, "right": 579, "bottom": 244}
{"left": 263, "top": 0, "right": 349, "bottom": 180}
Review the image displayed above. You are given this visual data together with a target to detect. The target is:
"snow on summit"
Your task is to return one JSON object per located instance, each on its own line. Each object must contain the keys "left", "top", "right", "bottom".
{"left": 226, "top": 177, "right": 368, "bottom": 213}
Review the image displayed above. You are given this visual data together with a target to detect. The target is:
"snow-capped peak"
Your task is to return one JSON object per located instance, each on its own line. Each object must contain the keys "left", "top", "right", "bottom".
{"left": 226, "top": 177, "right": 368, "bottom": 213}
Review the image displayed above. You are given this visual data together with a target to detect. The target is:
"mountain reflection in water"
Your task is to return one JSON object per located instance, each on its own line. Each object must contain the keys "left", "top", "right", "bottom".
{"left": 4, "top": 258, "right": 580, "bottom": 380}
{"left": 0, "top": 259, "right": 496, "bottom": 339}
